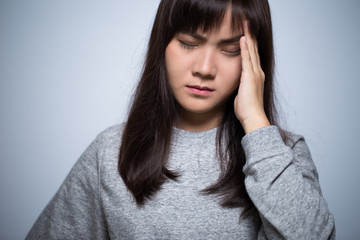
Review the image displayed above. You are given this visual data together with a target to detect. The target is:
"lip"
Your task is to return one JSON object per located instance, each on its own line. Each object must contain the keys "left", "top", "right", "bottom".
{"left": 186, "top": 85, "right": 215, "bottom": 96}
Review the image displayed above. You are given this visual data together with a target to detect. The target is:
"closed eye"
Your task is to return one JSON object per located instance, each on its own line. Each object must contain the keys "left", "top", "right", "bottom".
{"left": 222, "top": 49, "right": 240, "bottom": 56}
{"left": 178, "top": 40, "right": 197, "bottom": 50}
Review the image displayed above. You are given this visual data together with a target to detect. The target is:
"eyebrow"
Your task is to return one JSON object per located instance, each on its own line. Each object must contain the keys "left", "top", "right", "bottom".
{"left": 181, "top": 31, "right": 244, "bottom": 44}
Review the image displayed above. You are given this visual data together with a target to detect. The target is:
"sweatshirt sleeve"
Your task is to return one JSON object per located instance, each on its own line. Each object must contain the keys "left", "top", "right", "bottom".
{"left": 241, "top": 126, "right": 335, "bottom": 240}
{"left": 25, "top": 133, "right": 109, "bottom": 240}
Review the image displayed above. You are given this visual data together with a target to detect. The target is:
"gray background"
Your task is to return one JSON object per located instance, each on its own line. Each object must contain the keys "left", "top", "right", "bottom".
{"left": 1, "top": 0, "right": 359, "bottom": 239}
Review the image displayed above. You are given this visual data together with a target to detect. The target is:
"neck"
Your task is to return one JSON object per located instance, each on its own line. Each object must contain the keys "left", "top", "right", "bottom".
{"left": 175, "top": 108, "right": 223, "bottom": 132}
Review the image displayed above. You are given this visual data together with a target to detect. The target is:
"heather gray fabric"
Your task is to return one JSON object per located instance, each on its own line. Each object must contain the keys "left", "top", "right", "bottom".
{"left": 26, "top": 124, "right": 335, "bottom": 239}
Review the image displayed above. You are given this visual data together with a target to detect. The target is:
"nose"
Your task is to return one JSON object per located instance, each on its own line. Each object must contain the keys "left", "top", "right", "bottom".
{"left": 192, "top": 48, "right": 216, "bottom": 79}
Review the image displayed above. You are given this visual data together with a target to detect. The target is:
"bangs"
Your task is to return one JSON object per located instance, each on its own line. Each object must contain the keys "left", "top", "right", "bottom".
{"left": 168, "top": 0, "right": 244, "bottom": 33}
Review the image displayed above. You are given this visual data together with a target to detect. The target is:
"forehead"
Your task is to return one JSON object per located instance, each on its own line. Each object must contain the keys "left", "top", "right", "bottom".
{"left": 190, "top": 8, "right": 243, "bottom": 38}
{"left": 169, "top": 1, "right": 243, "bottom": 35}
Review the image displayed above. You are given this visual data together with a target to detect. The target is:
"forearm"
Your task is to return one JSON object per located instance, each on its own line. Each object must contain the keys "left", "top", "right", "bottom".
{"left": 242, "top": 126, "right": 335, "bottom": 239}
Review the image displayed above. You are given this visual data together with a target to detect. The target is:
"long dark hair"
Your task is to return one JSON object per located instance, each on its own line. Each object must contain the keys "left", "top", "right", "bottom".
{"left": 119, "top": 0, "right": 283, "bottom": 217}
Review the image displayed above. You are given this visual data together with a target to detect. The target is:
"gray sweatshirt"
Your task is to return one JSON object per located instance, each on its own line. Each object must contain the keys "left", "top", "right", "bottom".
{"left": 26, "top": 124, "right": 335, "bottom": 239}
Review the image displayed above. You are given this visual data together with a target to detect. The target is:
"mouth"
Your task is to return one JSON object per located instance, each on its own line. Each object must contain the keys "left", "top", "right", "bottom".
{"left": 186, "top": 85, "right": 215, "bottom": 95}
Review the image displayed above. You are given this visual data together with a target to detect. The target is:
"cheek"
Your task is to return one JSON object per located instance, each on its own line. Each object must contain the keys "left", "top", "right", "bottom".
{"left": 230, "top": 57, "right": 242, "bottom": 77}
{"left": 221, "top": 58, "right": 242, "bottom": 87}
{"left": 165, "top": 42, "right": 181, "bottom": 75}
{"left": 165, "top": 44, "right": 174, "bottom": 74}
{"left": 165, "top": 41, "right": 192, "bottom": 85}
{"left": 165, "top": 43, "right": 177, "bottom": 85}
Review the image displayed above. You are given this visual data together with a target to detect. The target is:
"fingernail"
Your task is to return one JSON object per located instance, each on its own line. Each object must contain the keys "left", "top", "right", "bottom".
{"left": 243, "top": 36, "right": 247, "bottom": 44}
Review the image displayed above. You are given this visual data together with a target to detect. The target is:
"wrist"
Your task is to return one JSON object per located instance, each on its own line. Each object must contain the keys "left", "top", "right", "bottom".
{"left": 240, "top": 114, "right": 270, "bottom": 134}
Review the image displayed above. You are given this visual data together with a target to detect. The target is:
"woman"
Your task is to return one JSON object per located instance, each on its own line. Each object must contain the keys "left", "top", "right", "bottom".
{"left": 26, "top": 0, "right": 335, "bottom": 239}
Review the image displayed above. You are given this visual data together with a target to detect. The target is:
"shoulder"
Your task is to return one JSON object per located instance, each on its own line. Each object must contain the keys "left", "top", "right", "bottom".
{"left": 91, "top": 123, "right": 126, "bottom": 151}
{"left": 77, "top": 123, "right": 125, "bottom": 169}
{"left": 96, "top": 123, "right": 125, "bottom": 142}
{"left": 87, "top": 123, "right": 127, "bottom": 173}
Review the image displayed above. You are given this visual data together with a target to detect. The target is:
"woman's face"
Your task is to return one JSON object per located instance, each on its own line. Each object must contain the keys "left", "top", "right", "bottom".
{"left": 165, "top": 9, "right": 243, "bottom": 125}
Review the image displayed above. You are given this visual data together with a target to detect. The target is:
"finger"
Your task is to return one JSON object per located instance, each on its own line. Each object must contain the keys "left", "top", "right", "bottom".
{"left": 253, "top": 39, "right": 262, "bottom": 71}
{"left": 243, "top": 20, "right": 260, "bottom": 72}
{"left": 240, "top": 36, "right": 252, "bottom": 73}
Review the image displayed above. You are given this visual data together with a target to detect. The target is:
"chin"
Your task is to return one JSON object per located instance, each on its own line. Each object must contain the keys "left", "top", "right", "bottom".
{"left": 182, "top": 105, "right": 220, "bottom": 115}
